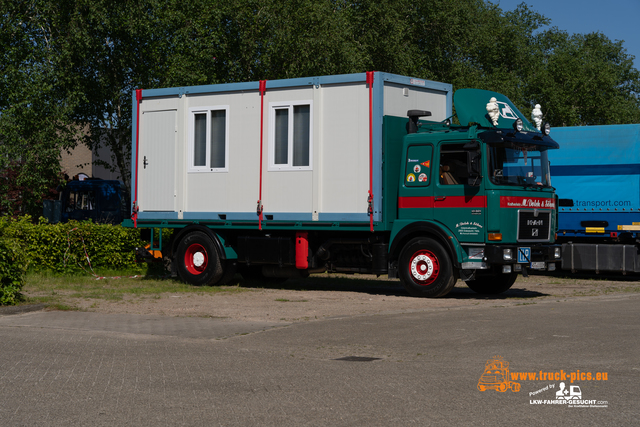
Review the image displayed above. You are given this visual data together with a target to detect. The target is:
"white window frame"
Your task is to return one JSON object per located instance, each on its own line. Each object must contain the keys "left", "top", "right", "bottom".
{"left": 268, "top": 100, "right": 313, "bottom": 171}
{"left": 188, "top": 105, "right": 230, "bottom": 173}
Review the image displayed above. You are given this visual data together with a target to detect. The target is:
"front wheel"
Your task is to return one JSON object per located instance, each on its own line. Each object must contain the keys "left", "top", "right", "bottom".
{"left": 398, "top": 237, "right": 456, "bottom": 298}
{"left": 465, "top": 269, "right": 518, "bottom": 295}
{"left": 175, "top": 231, "right": 224, "bottom": 286}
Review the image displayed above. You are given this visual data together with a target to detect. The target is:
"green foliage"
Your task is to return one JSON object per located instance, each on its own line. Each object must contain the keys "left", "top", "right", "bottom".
{"left": 0, "top": 1, "right": 85, "bottom": 217}
{"left": 0, "top": 218, "right": 27, "bottom": 305}
{"left": 529, "top": 30, "right": 640, "bottom": 126}
{"left": 1, "top": 0, "right": 639, "bottom": 219}
{"left": 1, "top": 216, "right": 147, "bottom": 277}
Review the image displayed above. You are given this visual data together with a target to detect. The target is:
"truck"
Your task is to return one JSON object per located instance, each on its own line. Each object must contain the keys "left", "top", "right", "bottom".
{"left": 43, "top": 179, "right": 126, "bottom": 225}
{"left": 549, "top": 124, "right": 640, "bottom": 274}
{"left": 477, "top": 356, "right": 520, "bottom": 392}
{"left": 124, "top": 72, "right": 561, "bottom": 297}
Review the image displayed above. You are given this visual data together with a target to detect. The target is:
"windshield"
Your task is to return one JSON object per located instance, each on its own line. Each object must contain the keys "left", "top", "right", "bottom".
{"left": 488, "top": 145, "right": 551, "bottom": 187}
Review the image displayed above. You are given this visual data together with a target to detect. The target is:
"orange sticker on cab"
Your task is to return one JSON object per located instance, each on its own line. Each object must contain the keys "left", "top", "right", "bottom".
{"left": 421, "top": 161, "right": 430, "bottom": 168}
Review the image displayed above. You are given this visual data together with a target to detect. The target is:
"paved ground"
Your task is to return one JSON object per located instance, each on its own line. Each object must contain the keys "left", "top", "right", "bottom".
{"left": 1, "top": 291, "right": 638, "bottom": 426}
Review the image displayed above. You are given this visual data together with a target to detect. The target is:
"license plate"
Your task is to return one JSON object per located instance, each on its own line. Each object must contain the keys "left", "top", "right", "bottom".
{"left": 517, "top": 247, "right": 531, "bottom": 263}
{"left": 530, "top": 262, "right": 546, "bottom": 270}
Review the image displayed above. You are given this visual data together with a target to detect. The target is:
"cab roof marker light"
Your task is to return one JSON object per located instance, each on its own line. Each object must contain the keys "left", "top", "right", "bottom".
{"left": 542, "top": 122, "right": 551, "bottom": 136}
{"left": 513, "top": 118, "right": 523, "bottom": 132}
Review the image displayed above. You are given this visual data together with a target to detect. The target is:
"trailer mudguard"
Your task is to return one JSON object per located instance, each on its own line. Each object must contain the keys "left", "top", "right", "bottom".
{"left": 169, "top": 225, "right": 237, "bottom": 261}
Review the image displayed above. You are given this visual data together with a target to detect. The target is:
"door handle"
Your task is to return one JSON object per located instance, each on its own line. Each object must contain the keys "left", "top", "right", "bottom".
{"left": 435, "top": 196, "right": 446, "bottom": 201}
{"left": 143, "top": 156, "right": 148, "bottom": 169}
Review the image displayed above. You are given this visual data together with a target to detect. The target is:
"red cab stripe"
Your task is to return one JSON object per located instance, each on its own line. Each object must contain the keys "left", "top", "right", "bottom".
{"left": 398, "top": 196, "right": 486, "bottom": 209}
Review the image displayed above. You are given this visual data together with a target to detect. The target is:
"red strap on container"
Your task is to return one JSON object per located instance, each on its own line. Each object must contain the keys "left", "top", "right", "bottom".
{"left": 366, "top": 71, "right": 375, "bottom": 232}
{"left": 132, "top": 89, "right": 143, "bottom": 228}
{"left": 258, "top": 80, "right": 267, "bottom": 230}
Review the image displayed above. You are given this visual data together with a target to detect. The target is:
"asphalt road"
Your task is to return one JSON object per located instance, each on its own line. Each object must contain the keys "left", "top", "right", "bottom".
{"left": 1, "top": 293, "right": 638, "bottom": 426}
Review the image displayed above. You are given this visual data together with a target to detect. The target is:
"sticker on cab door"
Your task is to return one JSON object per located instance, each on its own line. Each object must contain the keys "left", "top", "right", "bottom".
{"left": 406, "top": 173, "right": 416, "bottom": 182}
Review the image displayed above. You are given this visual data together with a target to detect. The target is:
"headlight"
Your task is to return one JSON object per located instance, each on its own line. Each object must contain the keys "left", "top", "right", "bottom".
{"left": 503, "top": 249, "right": 512, "bottom": 261}
{"left": 554, "top": 247, "right": 561, "bottom": 259}
{"left": 513, "top": 118, "right": 523, "bottom": 132}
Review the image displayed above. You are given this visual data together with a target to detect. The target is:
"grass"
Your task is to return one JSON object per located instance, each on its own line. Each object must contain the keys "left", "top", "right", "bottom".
{"left": 22, "top": 270, "right": 247, "bottom": 308}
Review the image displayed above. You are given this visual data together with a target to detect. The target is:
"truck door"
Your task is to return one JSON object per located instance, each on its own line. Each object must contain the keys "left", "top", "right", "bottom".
{"left": 434, "top": 142, "right": 485, "bottom": 243}
{"left": 139, "top": 110, "right": 177, "bottom": 212}
{"left": 398, "top": 144, "right": 434, "bottom": 220}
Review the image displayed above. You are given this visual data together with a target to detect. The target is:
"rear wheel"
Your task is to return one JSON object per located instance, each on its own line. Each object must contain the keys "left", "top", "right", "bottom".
{"left": 398, "top": 237, "right": 456, "bottom": 297}
{"left": 176, "top": 231, "right": 224, "bottom": 286}
{"left": 465, "top": 269, "right": 518, "bottom": 295}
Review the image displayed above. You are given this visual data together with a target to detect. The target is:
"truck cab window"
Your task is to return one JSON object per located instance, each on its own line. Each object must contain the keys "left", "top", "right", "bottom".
{"left": 67, "top": 191, "right": 95, "bottom": 211}
{"left": 439, "top": 144, "right": 470, "bottom": 185}
{"left": 488, "top": 145, "right": 551, "bottom": 187}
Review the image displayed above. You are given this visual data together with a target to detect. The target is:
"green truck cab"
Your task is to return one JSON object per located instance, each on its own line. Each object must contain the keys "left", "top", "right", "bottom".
{"left": 386, "top": 89, "right": 560, "bottom": 296}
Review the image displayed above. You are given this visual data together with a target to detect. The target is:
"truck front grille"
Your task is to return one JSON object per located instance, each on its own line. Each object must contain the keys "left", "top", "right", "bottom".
{"left": 517, "top": 211, "right": 551, "bottom": 242}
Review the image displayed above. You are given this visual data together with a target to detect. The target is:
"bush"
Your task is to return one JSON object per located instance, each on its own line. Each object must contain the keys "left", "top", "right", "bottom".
{"left": 1, "top": 215, "right": 147, "bottom": 276}
{"left": 0, "top": 220, "right": 27, "bottom": 305}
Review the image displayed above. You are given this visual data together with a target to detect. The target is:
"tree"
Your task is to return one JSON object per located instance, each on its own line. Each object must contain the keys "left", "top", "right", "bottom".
{"left": 0, "top": 0, "right": 82, "bottom": 217}
{"left": 2, "top": 0, "right": 639, "bottom": 219}
{"left": 528, "top": 29, "right": 640, "bottom": 126}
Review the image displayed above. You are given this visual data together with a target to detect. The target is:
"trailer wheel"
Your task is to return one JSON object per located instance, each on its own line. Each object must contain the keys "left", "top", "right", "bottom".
{"left": 398, "top": 237, "right": 456, "bottom": 297}
{"left": 176, "top": 231, "right": 224, "bottom": 286}
{"left": 465, "top": 270, "right": 517, "bottom": 295}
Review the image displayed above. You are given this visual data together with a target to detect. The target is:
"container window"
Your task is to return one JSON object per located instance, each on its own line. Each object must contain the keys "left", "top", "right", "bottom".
{"left": 269, "top": 101, "right": 312, "bottom": 171}
{"left": 189, "top": 106, "right": 229, "bottom": 172}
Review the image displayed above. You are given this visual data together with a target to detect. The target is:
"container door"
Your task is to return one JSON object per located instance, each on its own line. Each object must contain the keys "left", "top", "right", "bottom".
{"left": 139, "top": 110, "right": 177, "bottom": 212}
{"left": 433, "top": 142, "right": 485, "bottom": 243}
{"left": 398, "top": 144, "right": 434, "bottom": 220}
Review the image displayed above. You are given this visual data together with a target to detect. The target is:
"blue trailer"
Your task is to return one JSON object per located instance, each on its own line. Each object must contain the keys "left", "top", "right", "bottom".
{"left": 549, "top": 124, "right": 640, "bottom": 273}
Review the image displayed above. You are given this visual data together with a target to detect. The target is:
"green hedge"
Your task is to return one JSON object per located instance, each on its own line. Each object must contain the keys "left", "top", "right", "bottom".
{"left": 0, "top": 232, "right": 27, "bottom": 305}
{"left": 0, "top": 216, "right": 149, "bottom": 304}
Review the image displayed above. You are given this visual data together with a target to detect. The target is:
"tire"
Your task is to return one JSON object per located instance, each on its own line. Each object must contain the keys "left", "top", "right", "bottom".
{"left": 511, "top": 383, "right": 521, "bottom": 392}
{"left": 465, "top": 269, "right": 517, "bottom": 295}
{"left": 175, "top": 231, "right": 224, "bottom": 286}
{"left": 398, "top": 237, "right": 456, "bottom": 298}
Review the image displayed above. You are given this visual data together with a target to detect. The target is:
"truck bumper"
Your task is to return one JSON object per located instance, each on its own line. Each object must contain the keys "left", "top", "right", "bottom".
{"left": 481, "top": 244, "right": 562, "bottom": 273}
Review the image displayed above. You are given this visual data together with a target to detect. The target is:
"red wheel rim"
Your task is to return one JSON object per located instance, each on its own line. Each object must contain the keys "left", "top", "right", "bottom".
{"left": 408, "top": 249, "right": 440, "bottom": 286}
{"left": 184, "top": 243, "right": 208, "bottom": 275}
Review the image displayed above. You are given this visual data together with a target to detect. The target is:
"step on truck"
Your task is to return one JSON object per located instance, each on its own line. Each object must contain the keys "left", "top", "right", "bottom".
{"left": 549, "top": 124, "right": 640, "bottom": 274}
{"left": 124, "top": 72, "right": 561, "bottom": 297}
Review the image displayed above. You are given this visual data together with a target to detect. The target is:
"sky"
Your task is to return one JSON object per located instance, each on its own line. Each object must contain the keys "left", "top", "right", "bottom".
{"left": 495, "top": 0, "right": 640, "bottom": 69}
